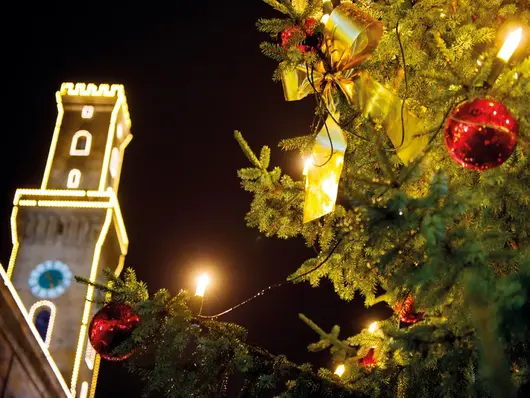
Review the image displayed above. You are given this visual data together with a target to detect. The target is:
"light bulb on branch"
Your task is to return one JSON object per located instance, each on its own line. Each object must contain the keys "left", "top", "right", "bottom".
{"left": 303, "top": 157, "right": 313, "bottom": 176}
{"left": 368, "top": 321, "right": 379, "bottom": 333}
{"left": 334, "top": 364, "right": 345, "bottom": 377}
{"left": 486, "top": 26, "right": 524, "bottom": 86}
{"left": 194, "top": 273, "right": 210, "bottom": 316}
{"left": 321, "top": 0, "right": 333, "bottom": 24}
{"left": 195, "top": 273, "right": 210, "bottom": 297}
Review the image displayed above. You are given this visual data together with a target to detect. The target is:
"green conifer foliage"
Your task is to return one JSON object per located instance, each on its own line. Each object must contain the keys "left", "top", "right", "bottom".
{"left": 81, "top": 1, "right": 530, "bottom": 396}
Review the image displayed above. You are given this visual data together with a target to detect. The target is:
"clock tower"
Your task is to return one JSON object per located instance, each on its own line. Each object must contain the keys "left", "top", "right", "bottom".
{"left": 6, "top": 83, "right": 132, "bottom": 397}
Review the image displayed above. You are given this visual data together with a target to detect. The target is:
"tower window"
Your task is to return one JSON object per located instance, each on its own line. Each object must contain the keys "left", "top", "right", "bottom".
{"left": 67, "top": 169, "right": 82, "bottom": 188}
{"left": 29, "top": 300, "right": 57, "bottom": 347}
{"left": 35, "top": 310, "right": 51, "bottom": 341}
{"left": 70, "top": 130, "right": 92, "bottom": 156}
{"left": 81, "top": 105, "right": 94, "bottom": 119}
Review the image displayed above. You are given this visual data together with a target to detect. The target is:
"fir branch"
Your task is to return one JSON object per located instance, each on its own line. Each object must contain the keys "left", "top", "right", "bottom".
{"left": 256, "top": 18, "right": 293, "bottom": 35}
{"left": 299, "top": 314, "right": 355, "bottom": 355}
{"left": 263, "top": 0, "right": 298, "bottom": 18}
{"left": 74, "top": 275, "right": 117, "bottom": 294}
{"left": 234, "top": 131, "right": 264, "bottom": 169}
{"left": 259, "top": 41, "right": 288, "bottom": 63}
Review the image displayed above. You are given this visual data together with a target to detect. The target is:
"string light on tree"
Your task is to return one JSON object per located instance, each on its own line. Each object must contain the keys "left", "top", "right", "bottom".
{"left": 368, "top": 321, "right": 379, "bottom": 333}
{"left": 303, "top": 157, "right": 313, "bottom": 178}
{"left": 195, "top": 273, "right": 210, "bottom": 297}
{"left": 486, "top": 26, "right": 524, "bottom": 86}
{"left": 195, "top": 273, "right": 210, "bottom": 316}
{"left": 321, "top": 0, "right": 334, "bottom": 24}
{"left": 334, "top": 364, "right": 345, "bottom": 377}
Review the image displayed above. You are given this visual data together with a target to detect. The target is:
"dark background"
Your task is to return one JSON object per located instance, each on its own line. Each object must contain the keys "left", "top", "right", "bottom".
{"left": 2, "top": 2, "right": 384, "bottom": 396}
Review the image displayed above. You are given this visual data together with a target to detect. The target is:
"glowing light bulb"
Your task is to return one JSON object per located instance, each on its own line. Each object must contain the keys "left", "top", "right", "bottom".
{"left": 303, "top": 158, "right": 313, "bottom": 176}
{"left": 335, "top": 364, "right": 345, "bottom": 377}
{"left": 497, "top": 27, "right": 523, "bottom": 62}
{"left": 368, "top": 321, "right": 378, "bottom": 333}
{"left": 195, "top": 273, "right": 210, "bottom": 297}
{"left": 321, "top": 0, "right": 333, "bottom": 23}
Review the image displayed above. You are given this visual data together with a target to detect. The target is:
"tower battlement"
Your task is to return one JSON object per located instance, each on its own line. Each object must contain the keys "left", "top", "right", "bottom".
{"left": 58, "top": 83, "right": 131, "bottom": 129}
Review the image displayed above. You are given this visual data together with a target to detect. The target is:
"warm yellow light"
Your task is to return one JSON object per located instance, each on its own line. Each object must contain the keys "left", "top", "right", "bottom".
{"left": 368, "top": 321, "right": 379, "bottom": 333}
{"left": 195, "top": 273, "right": 210, "bottom": 297}
{"left": 303, "top": 157, "right": 313, "bottom": 176}
{"left": 71, "top": 209, "right": 113, "bottom": 393}
{"left": 88, "top": 355, "right": 101, "bottom": 398}
{"left": 79, "top": 382, "right": 89, "bottom": 398}
{"left": 18, "top": 200, "right": 38, "bottom": 206}
{"left": 335, "top": 364, "right": 345, "bottom": 377}
{"left": 497, "top": 27, "right": 523, "bottom": 62}
{"left": 321, "top": 0, "right": 332, "bottom": 23}
{"left": 85, "top": 343, "right": 96, "bottom": 370}
{"left": 7, "top": 207, "right": 19, "bottom": 278}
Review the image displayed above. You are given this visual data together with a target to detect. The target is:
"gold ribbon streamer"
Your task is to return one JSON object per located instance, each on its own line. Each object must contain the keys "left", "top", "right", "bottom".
{"left": 282, "top": 3, "right": 428, "bottom": 223}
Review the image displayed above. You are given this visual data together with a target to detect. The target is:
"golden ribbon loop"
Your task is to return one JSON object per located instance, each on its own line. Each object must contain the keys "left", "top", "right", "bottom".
{"left": 281, "top": 3, "right": 428, "bottom": 223}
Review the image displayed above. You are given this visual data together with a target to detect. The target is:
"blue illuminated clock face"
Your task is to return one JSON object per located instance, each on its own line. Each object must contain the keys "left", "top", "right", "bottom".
{"left": 28, "top": 261, "right": 73, "bottom": 299}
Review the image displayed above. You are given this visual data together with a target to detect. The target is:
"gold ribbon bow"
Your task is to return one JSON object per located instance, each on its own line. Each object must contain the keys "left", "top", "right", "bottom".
{"left": 282, "top": 3, "right": 428, "bottom": 223}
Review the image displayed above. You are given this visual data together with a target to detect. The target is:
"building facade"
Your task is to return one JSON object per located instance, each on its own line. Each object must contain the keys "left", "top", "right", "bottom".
{"left": 5, "top": 83, "right": 132, "bottom": 397}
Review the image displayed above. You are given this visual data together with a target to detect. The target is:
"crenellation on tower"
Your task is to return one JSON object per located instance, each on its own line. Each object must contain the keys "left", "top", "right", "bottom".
{"left": 7, "top": 82, "right": 132, "bottom": 398}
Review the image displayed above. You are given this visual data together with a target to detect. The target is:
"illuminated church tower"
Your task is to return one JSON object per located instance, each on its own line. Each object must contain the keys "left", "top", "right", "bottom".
{"left": 7, "top": 83, "right": 132, "bottom": 397}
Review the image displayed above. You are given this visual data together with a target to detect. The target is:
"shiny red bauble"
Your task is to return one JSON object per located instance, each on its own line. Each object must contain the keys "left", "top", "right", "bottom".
{"left": 358, "top": 347, "right": 376, "bottom": 368}
{"left": 394, "top": 296, "right": 424, "bottom": 327}
{"left": 444, "top": 98, "right": 518, "bottom": 171}
{"left": 88, "top": 302, "right": 140, "bottom": 361}
{"left": 281, "top": 25, "right": 304, "bottom": 48}
{"left": 280, "top": 18, "right": 320, "bottom": 53}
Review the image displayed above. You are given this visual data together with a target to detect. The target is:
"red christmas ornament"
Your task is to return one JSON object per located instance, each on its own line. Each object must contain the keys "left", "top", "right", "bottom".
{"left": 358, "top": 347, "right": 376, "bottom": 368}
{"left": 444, "top": 98, "right": 518, "bottom": 171}
{"left": 280, "top": 18, "right": 320, "bottom": 53}
{"left": 88, "top": 302, "right": 140, "bottom": 361}
{"left": 394, "top": 296, "right": 424, "bottom": 326}
{"left": 281, "top": 25, "right": 304, "bottom": 49}
{"left": 304, "top": 18, "right": 318, "bottom": 35}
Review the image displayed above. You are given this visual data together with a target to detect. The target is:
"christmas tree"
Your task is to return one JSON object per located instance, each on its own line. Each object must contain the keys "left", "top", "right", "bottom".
{"left": 83, "top": 0, "right": 530, "bottom": 396}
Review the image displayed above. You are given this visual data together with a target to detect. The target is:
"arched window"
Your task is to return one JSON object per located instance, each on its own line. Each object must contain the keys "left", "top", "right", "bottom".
{"left": 35, "top": 310, "right": 50, "bottom": 340}
{"left": 67, "top": 169, "right": 82, "bottom": 188}
{"left": 29, "top": 300, "right": 57, "bottom": 347}
{"left": 70, "top": 130, "right": 92, "bottom": 156}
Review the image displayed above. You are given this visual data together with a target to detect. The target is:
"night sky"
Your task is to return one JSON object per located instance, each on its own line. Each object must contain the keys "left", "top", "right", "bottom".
{"left": 2, "top": 2, "right": 385, "bottom": 396}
